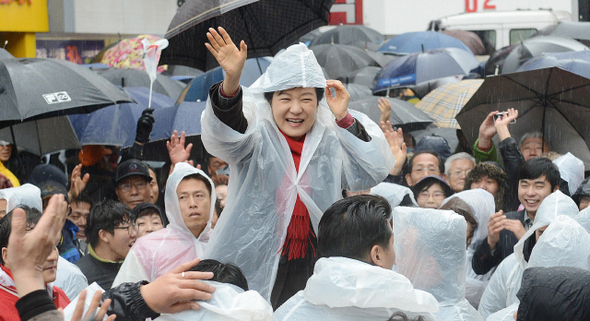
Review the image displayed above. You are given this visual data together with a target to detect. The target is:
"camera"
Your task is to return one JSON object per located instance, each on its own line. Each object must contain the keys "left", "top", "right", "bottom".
{"left": 493, "top": 112, "right": 516, "bottom": 124}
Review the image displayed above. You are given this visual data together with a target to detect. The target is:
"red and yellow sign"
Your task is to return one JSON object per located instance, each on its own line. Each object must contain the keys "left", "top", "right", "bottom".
{"left": 0, "top": 0, "right": 48, "bottom": 32}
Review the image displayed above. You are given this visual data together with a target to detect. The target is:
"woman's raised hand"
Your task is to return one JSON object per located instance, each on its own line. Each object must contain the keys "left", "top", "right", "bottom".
{"left": 325, "top": 80, "right": 350, "bottom": 121}
{"left": 205, "top": 27, "right": 247, "bottom": 96}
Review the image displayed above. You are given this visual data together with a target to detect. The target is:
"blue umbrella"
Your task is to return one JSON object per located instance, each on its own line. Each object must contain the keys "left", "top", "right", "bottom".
{"left": 69, "top": 87, "right": 175, "bottom": 146}
{"left": 372, "top": 48, "right": 479, "bottom": 95}
{"left": 178, "top": 57, "right": 272, "bottom": 103}
{"left": 377, "top": 31, "right": 471, "bottom": 55}
{"left": 516, "top": 50, "right": 590, "bottom": 79}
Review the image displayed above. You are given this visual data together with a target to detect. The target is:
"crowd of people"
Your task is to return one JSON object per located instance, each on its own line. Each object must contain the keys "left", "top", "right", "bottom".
{"left": 1, "top": 26, "right": 590, "bottom": 321}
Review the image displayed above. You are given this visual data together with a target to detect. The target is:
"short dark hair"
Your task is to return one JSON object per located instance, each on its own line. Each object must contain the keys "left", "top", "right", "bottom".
{"left": 406, "top": 150, "right": 444, "bottom": 177}
{"left": 214, "top": 198, "right": 223, "bottom": 216}
{"left": 131, "top": 202, "right": 162, "bottom": 222}
{"left": 518, "top": 157, "right": 561, "bottom": 191}
{"left": 263, "top": 88, "right": 325, "bottom": 106}
{"left": 182, "top": 174, "right": 212, "bottom": 196}
{"left": 318, "top": 195, "right": 392, "bottom": 261}
{"left": 86, "top": 200, "right": 132, "bottom": 248}
{"left": 189, "top": 259, "right": 248, "bottom": 291}
{"left": 0, "top": 205, "right": 42, "bottom": 264}
{"left": 71, "top": 193, "right": 94, "bottom": 208}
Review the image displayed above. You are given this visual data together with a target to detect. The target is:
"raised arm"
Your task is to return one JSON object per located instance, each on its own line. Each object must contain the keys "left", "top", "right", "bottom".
{"left": 205, "top": 27, "right": 247, "bottom": 96}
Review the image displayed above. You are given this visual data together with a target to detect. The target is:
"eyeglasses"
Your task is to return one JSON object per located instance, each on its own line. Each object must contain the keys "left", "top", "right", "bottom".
{"left": 118, "top": 180, "right": 148, "bottom": 193}
{"left": 113, "top": 223, "right": 137, "bottom": 235}
{"left": 450, "top": 169, "right": 471, "bottom": 178}
{"left": 413, "top": 166, "right": 440, "bottom": 174}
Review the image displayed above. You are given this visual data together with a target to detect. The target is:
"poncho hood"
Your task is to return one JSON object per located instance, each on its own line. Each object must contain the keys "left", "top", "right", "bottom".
{"left": 0, "top": 183, "right": 42, "bottom": 212}
{"left": 442, "top": 189, "right": 495, "bottom": 249}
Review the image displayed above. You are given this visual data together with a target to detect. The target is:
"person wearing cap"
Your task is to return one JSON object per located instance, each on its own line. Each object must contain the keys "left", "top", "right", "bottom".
{"left": 412, "top": 175, "right": 454, "bottom": 209}
{"left": 0, "top": 140, "right": 19, "bottom": 188}
{"left": 132, "top": 202, "right": 165, "bottom": 238}
{"left": 114, "top": 159, "right": 153, "bottom": 210}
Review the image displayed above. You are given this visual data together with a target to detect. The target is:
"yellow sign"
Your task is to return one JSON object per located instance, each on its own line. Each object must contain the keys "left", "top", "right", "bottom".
{"left": 0, "top": 0, "right": 48, "bottom": 32}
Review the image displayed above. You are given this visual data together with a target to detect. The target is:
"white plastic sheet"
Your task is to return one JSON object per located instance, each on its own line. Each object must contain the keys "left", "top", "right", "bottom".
{"left": 63, "top": 282, "right": 105, "bottom": 321}
{"left": 553, "top": 152, "right": 585, "bottom": 195}
{"left": 54, "top": 256, "right": 88, "bottom": 300}
{"left": 274, "top": 257, "right": 438, "bottom": 321}
{"left": 576, "top": 205, "right": 590, "bottom": 233}
{"left": 0, "top": 183, "right": 42, "bottom": 212}
{"left": 202, "top": 43, "right": 395, "bottom": 300}
{"left": 113, "top": 163, "right": 215, "bottom": 286}
{"left": 393, "top": 207, "right": 483, "bottom": 321}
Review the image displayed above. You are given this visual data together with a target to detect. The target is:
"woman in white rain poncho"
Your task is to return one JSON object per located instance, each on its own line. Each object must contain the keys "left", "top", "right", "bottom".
{"left": 441, "top": 188, "right": 495, "bottom": 308}
{"left": 477, "top": 190, "right": 580, "bottom": 319}
{"left": 394, "top": 207, "right": 484, "bottom": 321}
{"left": 112, "top": 163, "right": 216, "bottom": 285}
{"left": 486, "top": 214, "right": 590, "bottom": 321}
{"left": 201, "top": 28, "right": 394, "bottom": 305}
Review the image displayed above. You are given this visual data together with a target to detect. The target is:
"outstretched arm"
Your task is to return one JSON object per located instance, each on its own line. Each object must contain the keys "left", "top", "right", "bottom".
{"left": 205, "top": 27, "right": 247, "bottom": 96}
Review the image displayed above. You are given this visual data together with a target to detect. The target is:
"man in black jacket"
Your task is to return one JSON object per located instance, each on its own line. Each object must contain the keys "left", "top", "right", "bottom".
{"left": 472, "top": 157, "right": 560, "bottom": 275}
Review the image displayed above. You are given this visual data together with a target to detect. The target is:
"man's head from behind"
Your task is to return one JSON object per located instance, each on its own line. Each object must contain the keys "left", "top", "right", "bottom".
{"left": 518, "top": 157, "right": 560, "bottom": 217}
{"left": 189, "top": 259, "right": 248, "bottom": 291}
{"left": 318, "top": 195, "right": 394, "bottom": 269}
{"left": 115, "top": 159, "right": 152, "bottom": 210}
{"left": 86, "top": 200, "right": 135, "bottom": 261}
{"left": 0, "top": 206, "right": 59, "bottom": 284}
{"left": 405, "top": 151, "right": 445, "bottom": 187}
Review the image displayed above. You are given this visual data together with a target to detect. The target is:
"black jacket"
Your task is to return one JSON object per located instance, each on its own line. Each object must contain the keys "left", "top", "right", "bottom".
{"left": 76, "top": 251, "right": 122, "bottom": 290}
{"left": 498, "top": 137, "right": 524, "bottom": 212}
{"left": 516, "top": 266, "right": 590, "bottom": 321}
{"left": 472, "top": 210, "right": 525, "bottom": 275}
{"left": 103, "top": 281, "right": 159, "bottom": 321}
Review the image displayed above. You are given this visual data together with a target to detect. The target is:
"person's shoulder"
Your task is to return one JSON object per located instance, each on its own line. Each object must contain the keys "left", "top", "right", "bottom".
{"left": 52, "top": 286, "right": 70, "bottom": 308}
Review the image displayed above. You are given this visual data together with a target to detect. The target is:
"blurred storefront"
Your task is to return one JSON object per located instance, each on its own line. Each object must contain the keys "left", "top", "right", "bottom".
{"left": 0, "top": 0, "right": 49, "bottom": 57}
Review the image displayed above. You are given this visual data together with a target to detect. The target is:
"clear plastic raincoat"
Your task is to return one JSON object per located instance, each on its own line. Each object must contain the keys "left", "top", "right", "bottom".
{"left": 371, "top": 182, "right": 417, "bottom": 209}
{"left": 0, "top": 183, "right": 42, "bottom": 212}
{"left": 201, "top": 44, "right": 395, "bottom": 299}
{"left": 112, "top": 163, "right": 215, "bottom": 286}
{"left": 552, "top": 152, "right": 585, "bottom": 195}
{"left": 576, "top": 205, "right": 590, "bottom": 233}
{"left": 394, "top": 207, "right": 483, "bottom": 321}
{"left": 441, "top": 189, "right": 496, "bottom": 308}
{"left": 273, "top": 257, "right": 438, "bottom": 321}
{"left": 158, "top": 281, "right": 273, "bottom": 321}
{"left": 477, "top": 191, "right": 580, "bottom": 319}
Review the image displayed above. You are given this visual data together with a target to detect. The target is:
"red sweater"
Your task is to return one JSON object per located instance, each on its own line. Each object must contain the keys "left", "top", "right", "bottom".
{"left": 0, "top": 265, "right": 70, "bottom": 321}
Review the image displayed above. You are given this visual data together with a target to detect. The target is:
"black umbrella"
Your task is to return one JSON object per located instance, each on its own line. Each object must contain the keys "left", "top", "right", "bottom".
{"left": 484, "top": 36, "right": 588, "bottom": 76}
{"left": 311, "top": 44, "right": 383, "bottom": 79}
{"left": 93, "top": 67, "right": 186, "bottom": 100}
{"left": 535, "top": 21, "right": 590, "bottom": 46}
{"left": 0, "top": 58, "right": 132, "bottom": 128}
{"left": 456, "top": 67, "right": 590, "bottom": 169}
{"left": 343, "top": 83, "right": 373, "bottom": 102}
{"left": 348, "top": 96, "right": 433, "bottom": 131}
{"left": 309, "top": 25, "right": 385, "bottom": 51}
{"left": 161, "top": 0, "right": 335, "bottom": 71}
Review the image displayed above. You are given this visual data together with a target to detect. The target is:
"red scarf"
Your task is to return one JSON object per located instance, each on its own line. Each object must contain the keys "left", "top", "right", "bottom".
{"left": 280, "top": 132, "right": 314, "bottom": 260}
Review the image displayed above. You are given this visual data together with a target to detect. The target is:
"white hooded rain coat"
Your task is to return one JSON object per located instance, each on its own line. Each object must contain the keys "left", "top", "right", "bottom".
{"left": 273, "top": 257, "right": 439, "bottom": 321}
{"left": 394, "top": 207, "right": 484, "bottom": 321}
{"left": 201, "top": 43, "right": 395, "bottom": 299}
{"left": 0, "top": 183, "right": 42, "bottom": 212}
{"left": 112, "top": 163, "right": 215, "bottom": 286}
{"left": 477, "top": 190, "right": 579, "bottom": 319}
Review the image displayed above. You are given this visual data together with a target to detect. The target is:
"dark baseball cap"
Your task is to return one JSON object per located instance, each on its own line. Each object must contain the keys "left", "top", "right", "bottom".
{"left": 38, "top": 180, "right": 69, "bottom": 203}
{"left": 115, "top": 159, "right": 152, "bottom": 185}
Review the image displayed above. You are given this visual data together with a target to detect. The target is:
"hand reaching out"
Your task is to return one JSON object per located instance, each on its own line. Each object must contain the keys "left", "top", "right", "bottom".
{"left": 494, "top": 108, "right": 518, "bottom": 141}
{"left": 380, "top": 120, "right": 406, "bottom": 175}
{"left": 377, "top": 97, "right": 391, "bottom": 125}
{"left": 69, "top": 290, "right": 115, "bottom": 321}
{"left": 68, "top": 164, "right": 89, "bottom": 201}
{"left": 205, "top": 27, "right": 247, "bottom": 96}
{"left": 167, "top": 130, "right": 193, "bottom": 165}
{"left": 478, "top": 111, "right": 498, "bottom": 150}
{"left": 325, "top": 80, "right": 350, "bottom": 121}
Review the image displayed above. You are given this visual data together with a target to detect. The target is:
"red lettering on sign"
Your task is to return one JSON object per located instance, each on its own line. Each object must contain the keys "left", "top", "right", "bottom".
{"left": 483, "top": 0, "right": 496, "bottom": 10}
{"left": 465, "top": 0, "right": 477, "bottom": 12}
{"left": 0, "top": 0, "right": 31, "bottom": 5}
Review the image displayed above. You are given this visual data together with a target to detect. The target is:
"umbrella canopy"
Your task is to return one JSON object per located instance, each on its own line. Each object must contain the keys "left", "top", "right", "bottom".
{"left": 535, "top": 21, "right": 590, "bottom": 46}
{"left": 94, "top": 67, "right": 185, "bottom": 100}
{"left": 372, "top": 48, "right": 479, "bottom": 95}
{"left": 100, "top": 35, "right": 168, "bottom": 73}
{"left": 161, "top": 0, "right": 334, "bottom": 71}
{"left": 517, "top": 50, "right": 590, "bottom": 79}
{"left": 343, "top": 83, "right": 373, "bottom": 102}
{"left": 441, "top": 30, "right": 485, "bottom": 55}
{"left": 455, "top": 67, "right": 590, "bottom": 169}
{"left": 311, "top": 44, "right": 383, "bottom": 79}
{"left": 377, "top": 31, "right": 471, "bottom": 55}
{"left": 411, "top": 125, "right": 459, "bottom": 154}
{"left": 0, "top": 49, "right": 14, "bottom": 59}
{"left": 340, "top": 65, "right": 382, "bottom": 87}
{"left": 309, "top": 25, "right": 385, "bottom": 51}
{"left": 0, "top": 117, "right": 80, "bottom": 155}
{"left": 348, "top": 96, "right": 433, "bottom": 131}
{"left": 0, "top": 58, "right": 132, "bottom": 128}
{"left": 177, "top": 57, "right": 272, "bottom": 103}
{"left": 484, "top": 36, "right": 588, "bottom": 76}
{"left": 68, "top": 87, "right": 176, "bottom": 147}
{"left": 415, "top": 79, "right": 483, "bottom": 129}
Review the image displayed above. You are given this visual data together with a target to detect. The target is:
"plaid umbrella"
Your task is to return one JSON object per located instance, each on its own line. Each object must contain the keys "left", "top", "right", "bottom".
{"left": 100, "top": 35, "right": 167, "bottom": 73}
{"left": 414, "top": 79, "right": 483, "bottom": 129}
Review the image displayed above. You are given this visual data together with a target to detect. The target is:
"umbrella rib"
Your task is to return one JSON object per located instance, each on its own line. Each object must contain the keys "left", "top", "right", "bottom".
{"left": 168, "top": 0, "right": 249, "bottom": 37}
{"left": 500, "top": 74, "right": 548, "bottom": 107}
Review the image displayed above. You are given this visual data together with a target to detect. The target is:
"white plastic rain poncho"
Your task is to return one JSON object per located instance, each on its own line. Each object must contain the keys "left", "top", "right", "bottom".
{"left": 274, "top": 257, "right": 439, "bottom": 321}
{"left": 486, "top": 303, "right": 519, "bottom": 321}
{"left": 441, "top": 188, "right": 495, "bottom": 308}
{"left": 553, "top": 152, "right": 585, "bottom": 195}
{"left": 201, "top": 43, "right": 395, "bottom": 299}
{"left": 394, "top": 207, "right": 483, "bottom": 321}
{"left": 54, "top": 256, "right": 88, "bottom": 300}
{"left": 158, "top": 281, "right": 273, "bottom": 321}
{"left": 576, "top": 205, "right": 590, "bottom": 233}
{"left": 0, "top": 183, "right": 42, "bottom": 212}
{"left": 477, "top": 191, "right": 579, "bottom": 319}
{"left": 112, "top": 163, "right": 215, "bottom": 286}
{"left": 371, "top": 182, "right": 417, "bottom": 208}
